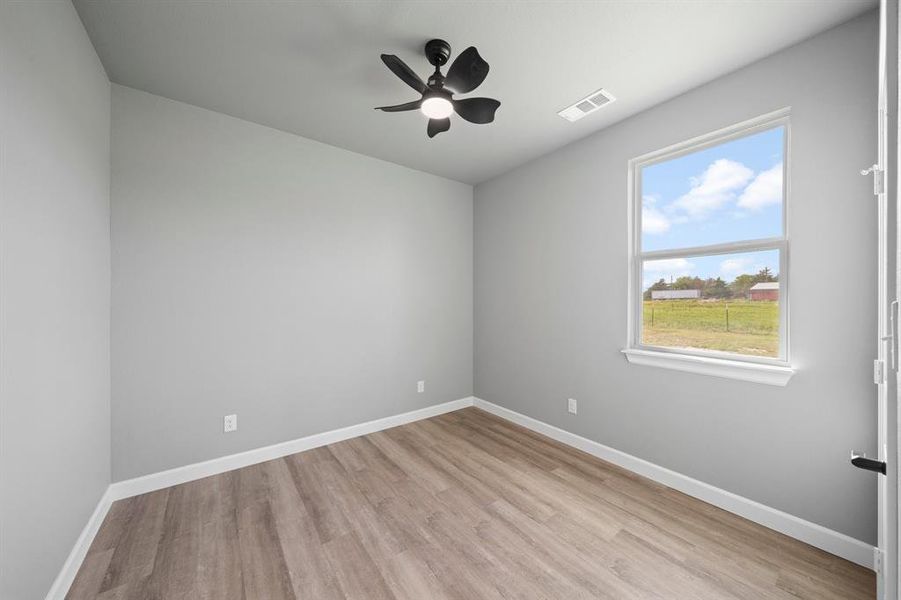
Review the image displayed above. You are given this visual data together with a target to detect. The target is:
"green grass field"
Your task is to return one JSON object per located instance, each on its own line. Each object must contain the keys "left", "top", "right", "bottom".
{"left": 642, "top": 300, "right": 779, "bottom": 357}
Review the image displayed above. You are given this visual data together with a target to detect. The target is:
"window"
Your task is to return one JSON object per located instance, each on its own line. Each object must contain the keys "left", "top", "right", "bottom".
{"left": 624, "top": 110, "right": 794, "bottom": 385}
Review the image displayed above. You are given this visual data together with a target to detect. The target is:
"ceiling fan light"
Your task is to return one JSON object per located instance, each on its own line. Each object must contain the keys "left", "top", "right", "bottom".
{"left": 420, "top": 97, "right": 453, "bottom": 119}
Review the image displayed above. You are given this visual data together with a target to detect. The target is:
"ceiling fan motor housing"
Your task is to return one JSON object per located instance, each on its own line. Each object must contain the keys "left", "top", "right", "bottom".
{"left": 425, "top": 39, "right": 452, "bottom": 67}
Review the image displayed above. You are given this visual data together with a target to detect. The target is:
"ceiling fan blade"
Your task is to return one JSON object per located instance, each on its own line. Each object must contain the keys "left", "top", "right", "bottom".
{"left": 375, "top": 100, "right": 422, "bottom": 112}
{"left": 427, "top": 118, "right": 450, "bottom": 138}
{"left": 380, "top": 54, "right": 428, "bottom": 94}
{"left": 444, "top": 47, "right": 489, "bottom": 94}
{"left": 452, "top": 98, "right": 500, "bottom": 124}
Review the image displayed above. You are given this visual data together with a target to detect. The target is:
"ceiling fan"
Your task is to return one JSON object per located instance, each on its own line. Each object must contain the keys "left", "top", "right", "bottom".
{"left": 376, "top": 39, "right": 500, "bottom": 138}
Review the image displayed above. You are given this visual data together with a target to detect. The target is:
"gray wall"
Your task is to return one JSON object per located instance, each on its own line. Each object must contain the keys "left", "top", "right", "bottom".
{"left": 474, "top": 12, "right": 879, "bottom": 544}
{"left": 110, "top": 85, "right": 473, "bottom": 481}
{"left": 0, "top": 2, "right": 111, "bottom": 598}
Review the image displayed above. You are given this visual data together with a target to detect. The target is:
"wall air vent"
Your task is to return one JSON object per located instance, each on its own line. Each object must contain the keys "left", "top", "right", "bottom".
{"left": 557, "top": 88, "right": 616, "bottom": 122}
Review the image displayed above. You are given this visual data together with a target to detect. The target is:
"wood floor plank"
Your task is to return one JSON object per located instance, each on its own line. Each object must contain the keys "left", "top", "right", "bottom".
{"left": 236, "top": 499, "right": 295, "bottom": 600}
{"left": 284, "top": 451, "right": 352, "bottom": 544}
{"left": 69, "top": 407, "right": 875, "bottom": 600}
{"left": 263, "top": 459, "right": 342, "bottom": 600}
{"left": 84, "top": 499, "right": 137, "bottom": 556}
{"left": 415, "top": 509, "right": 514, "bottom": 600}
{"left": 313, "top": 457, "right": 406, "bottom": 568}
{"left": 65, "top": 549, "right": 114, "bottom": 600}
{"left": 379, "top": 549, "right": 450, "bottom": 600}
{"left": 95, "top": 581, "right": 140, "bottom": 600}
{"left": 327, "top": 438, "right": 368, "bottom": 473}
{"left": 323, "top": 533, "right": 396, "bottom": 600}
{"left": 98, "top": 488, "right": 169, "bottom": 593}
{"left": 367, "top": 430, "right": 452, "bottom": 494}
{"left": 140, "top": 520, "right": 202, "bottom": 600}
{"left": 346, "top": 436, "right": 407, "bottom": 483}
{"left": 196, "top": 513, "right": 245, "bottom": 600}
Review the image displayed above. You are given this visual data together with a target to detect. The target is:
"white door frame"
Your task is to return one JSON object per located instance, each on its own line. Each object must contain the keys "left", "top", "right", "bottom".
{"left": 891, "top": 0, "right": 901, "bottom": 595}
{"left": 875, "top": 1, "right": 899, "bottom": 598}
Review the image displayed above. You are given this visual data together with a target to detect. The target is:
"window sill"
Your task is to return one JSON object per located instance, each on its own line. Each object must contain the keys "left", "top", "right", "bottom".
{"left": 621, "top": 348, "right": 795, "bottom": 386}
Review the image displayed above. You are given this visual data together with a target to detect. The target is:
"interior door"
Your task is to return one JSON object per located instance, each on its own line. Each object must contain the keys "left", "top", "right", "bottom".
{"left": 874, "top": 1, "right": 899, "bottom": 598}
{"left": 891, "top": 1, "right": 901, "bottom": 595}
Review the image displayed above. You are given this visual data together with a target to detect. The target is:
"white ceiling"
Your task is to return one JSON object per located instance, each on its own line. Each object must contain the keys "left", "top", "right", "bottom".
{"left": 73, "top": 0, "right": 875, "bottom": 184}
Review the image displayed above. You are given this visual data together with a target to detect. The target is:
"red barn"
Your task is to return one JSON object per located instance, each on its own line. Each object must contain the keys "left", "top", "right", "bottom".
{"left": 749, "top": 282, "right": 779, "bottom": 301}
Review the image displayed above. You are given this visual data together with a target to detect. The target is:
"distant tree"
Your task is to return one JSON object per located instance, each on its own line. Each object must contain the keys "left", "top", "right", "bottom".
{"left": 672, "top": 275, "right": 703, "bottom": 290}
{"left": 644, "top": 278, "right": 668, "bottom": 300}
{"left": 730, "top": 273, "right": 757, "bottom": 299}
{"left": 703, "top": 277, "right": 731, "bottom": 299}
{"left": 754, "top": 267, "right": 777, "bottom": 283}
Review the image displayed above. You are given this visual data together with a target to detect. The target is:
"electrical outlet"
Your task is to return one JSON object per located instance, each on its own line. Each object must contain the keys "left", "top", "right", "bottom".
{"left": 567, "top": 398, "right": 577, "bottom": 414}
{"left": 224, "top": 414, "right": 237, "bottom": 433}
{"left": 417, "top": 380, "right": 425, "bottom": 393}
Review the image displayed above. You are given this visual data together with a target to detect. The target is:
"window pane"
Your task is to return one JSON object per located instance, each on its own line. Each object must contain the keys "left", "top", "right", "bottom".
{"left": 641, "top": 249, "right": 780, "bottom": 358}
{"left": 641, "top": 126, "right": 784, "bottom": 252}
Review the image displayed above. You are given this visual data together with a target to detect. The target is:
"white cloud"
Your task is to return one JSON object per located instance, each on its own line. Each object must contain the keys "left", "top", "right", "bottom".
{"left": 669, "top": 159, "right": 754, "bottom": 219}
{"left": 642, "top": 258, "right": 695, "bottom": 288}
{"left": 641, "top": 195, "right": 671, "bottom": 235}
{"left": 720, "top": 257, "right": 753, "bottom": 275}
{"left": 737, "top": 163, "right": 783, "bottom": 210}
{"left": 644, "top": 258, "right": 695, "bottom": 276}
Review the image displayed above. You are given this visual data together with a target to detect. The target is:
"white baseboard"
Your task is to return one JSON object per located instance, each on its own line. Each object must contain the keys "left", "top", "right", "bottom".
{"left": 473, "top": 397, "right": 875, "bottom": 570}
{"left": 109, "top": 396, "right": 475, "bottom": 501}
{"left": 45, "top": 486, "right": 115, "bottom": 600}
{"left": 50, "top": 393, "right": 874, "bottom": 600}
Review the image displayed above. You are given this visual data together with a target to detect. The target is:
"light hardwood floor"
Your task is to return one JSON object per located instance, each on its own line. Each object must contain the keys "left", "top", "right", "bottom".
{"left": 66, "top": 407, "right": 875, "bottom": 599}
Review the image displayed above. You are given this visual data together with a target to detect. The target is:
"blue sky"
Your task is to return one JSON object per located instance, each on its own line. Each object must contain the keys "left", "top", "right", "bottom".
{"left": 640, "top": 126, "right": 783, "bottom": 289}
{"left": 641, "top": 126, "right": 784, "bottom": 252}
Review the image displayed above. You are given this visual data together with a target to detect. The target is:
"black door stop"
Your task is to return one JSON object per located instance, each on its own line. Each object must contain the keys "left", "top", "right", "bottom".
{"left": 851, "top": 451, "right": 886, "bottom": 475}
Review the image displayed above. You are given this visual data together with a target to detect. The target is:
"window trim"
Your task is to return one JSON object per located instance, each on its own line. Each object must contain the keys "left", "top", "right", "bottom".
{"left": 625, "top": 109, "right": 795, "bottom": 383}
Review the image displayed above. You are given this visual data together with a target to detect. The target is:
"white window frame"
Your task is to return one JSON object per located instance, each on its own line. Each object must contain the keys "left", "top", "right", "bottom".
{"left": 622, "top": 109, "right": 795, "bottom": 386}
